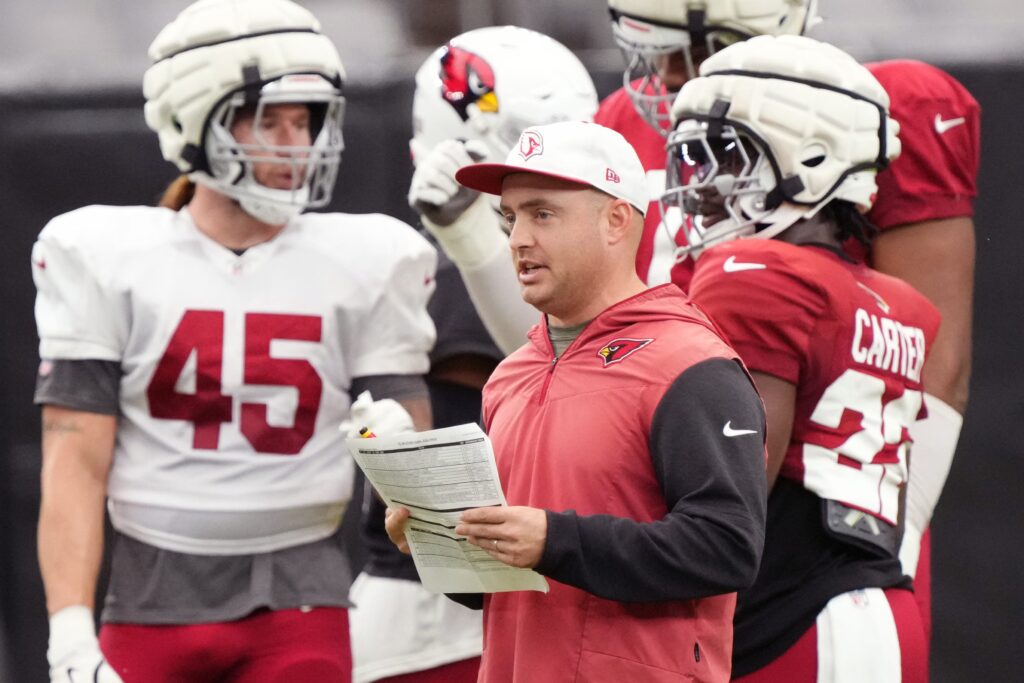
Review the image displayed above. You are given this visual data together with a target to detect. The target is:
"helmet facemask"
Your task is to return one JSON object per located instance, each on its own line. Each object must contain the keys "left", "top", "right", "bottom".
{"left": 664, "top": 115, "right": 881, "bottom": 261}
{"left": 197, "top": 74, "right": 345, "bottom": 225}
{"left": 663, "top": 118, "right": 777, "bottom": 259}
{"left": 610, "top": 9, "right": 753, "bottom": 137}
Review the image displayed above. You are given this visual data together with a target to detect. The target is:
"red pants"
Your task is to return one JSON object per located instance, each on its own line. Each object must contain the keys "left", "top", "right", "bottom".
{"left": 375, "top": 656, "right": 481, "bottom": 683}
{"left": 100, "top": 607, "right": 351, "bottom": 683}
{"left": 734, "top": 588, "right": 926, "bottom": 683}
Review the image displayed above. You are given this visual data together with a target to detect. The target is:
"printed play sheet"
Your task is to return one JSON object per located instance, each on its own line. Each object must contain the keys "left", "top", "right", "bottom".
{"left": 347, "top": 423, "right": 549, "bottom": 594}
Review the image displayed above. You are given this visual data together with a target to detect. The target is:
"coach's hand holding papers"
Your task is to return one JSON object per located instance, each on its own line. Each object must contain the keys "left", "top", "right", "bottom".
{"left": 346, "top": 423, "right": 548, "bottom": 594}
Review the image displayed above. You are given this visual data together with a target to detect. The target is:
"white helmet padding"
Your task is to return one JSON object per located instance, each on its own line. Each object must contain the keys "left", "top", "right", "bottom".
{"left": 143, "top": 0, "right": 345, "bottom": 224}
{"left": 663, "top": 35, "right": 901, "bottom": 258}
{"left": 607, "top": 0, "right": 819, "bottom": 136}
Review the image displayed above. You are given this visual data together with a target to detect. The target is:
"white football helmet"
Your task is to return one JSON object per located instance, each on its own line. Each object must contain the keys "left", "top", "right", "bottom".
{"left": 662, "top": 35, "right": 901, "bottom": 258}
{"left": 143, "top": 0, "right": 346, "bottom": 225}
{"left": 410, "top": 26, "right": 599, "bottom": 166}
{"left": 608, "top": 0, "right": 819, "bottom": 136}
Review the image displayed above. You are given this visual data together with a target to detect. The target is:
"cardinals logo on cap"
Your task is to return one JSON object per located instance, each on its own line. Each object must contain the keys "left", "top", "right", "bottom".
{"left": 440, "top": 45, "right": 498, "bottom": 121}
{"left": 519, "top": 130, "right": 544, "bottom": 160}
{"left": 598, "top": 338, "right": 653, "bottom": 367}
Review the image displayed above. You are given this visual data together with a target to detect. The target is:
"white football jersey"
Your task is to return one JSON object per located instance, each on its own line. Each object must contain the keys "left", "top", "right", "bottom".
{"left": 33, "top": 205, "right": 437, "bottom": 554}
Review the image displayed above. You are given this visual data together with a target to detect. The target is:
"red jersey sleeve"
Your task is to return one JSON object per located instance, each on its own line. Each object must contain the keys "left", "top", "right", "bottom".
{"left": 688, "top": 242, "right": 826, "bottom": 385}
{"left": 866, "top": 60, "right": 981, "bottom": 230}
{"left": 598, "top": 87, "right": 688, "bottom": 288}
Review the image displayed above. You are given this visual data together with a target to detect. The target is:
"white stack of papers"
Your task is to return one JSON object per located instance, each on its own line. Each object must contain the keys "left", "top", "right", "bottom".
{"left": 347, "top": 422, "right": 549, "bottom": 595}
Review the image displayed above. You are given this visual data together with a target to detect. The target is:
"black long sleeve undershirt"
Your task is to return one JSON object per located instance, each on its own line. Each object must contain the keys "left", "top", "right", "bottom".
{"left": 534, "top": 358, "right": 768, "bottom": 603}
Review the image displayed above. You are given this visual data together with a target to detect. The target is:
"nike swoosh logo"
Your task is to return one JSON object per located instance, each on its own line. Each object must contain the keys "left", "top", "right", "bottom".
{"left": 934, "top": 114, "right": 966, "bottom": 135}
{"left": 723, "top": 255, "right": 766, "bottom": 273}
{"left": 723, "top": 421, "right": 758, "bottom": 437}
{"left": 64, "top": 663, "right": 102, "bottom": 682}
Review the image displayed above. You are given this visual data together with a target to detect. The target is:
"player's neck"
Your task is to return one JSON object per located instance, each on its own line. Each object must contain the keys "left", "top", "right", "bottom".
{"left": 187, "top": 184, "right": 287, "bottom": 250}
{"left": 776, "top": 214, "right": 841, "bottom": 249}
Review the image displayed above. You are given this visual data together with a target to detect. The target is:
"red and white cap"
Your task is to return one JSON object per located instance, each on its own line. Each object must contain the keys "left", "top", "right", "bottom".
{"left": 455, "top": 121, "right": 648, "bottom": 215}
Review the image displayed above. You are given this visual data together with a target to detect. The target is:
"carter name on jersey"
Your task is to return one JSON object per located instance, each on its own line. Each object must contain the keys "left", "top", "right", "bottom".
{"left": 851, "top": 307, "right": 927, "bottom": 383}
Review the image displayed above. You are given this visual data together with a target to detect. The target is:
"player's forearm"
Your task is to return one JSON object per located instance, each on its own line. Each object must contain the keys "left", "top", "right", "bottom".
{"left": 398, "top": 394, "right": 433, "bottom": 432}
{"left": 39, "top": 487, "right": 107, "bottom": 614}
{"left": 749, "top": 371, "right": 796, "bottom": 491}
{"left": 871, "top": 216, "right": 974, "bottom": 413}
{"left": 459, "top": 246, "right": 538, "bottom": 355}
{"left": 38, "top": 407, "right": 116, "bottom": 614}
{"left": 921, "top": 329, "right": 971, "bottom": 414}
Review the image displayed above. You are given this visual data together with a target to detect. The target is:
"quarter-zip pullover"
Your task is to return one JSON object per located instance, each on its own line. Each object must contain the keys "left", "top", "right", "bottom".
{"left": 478, "top": 285, "right": 768, "bottom": 683}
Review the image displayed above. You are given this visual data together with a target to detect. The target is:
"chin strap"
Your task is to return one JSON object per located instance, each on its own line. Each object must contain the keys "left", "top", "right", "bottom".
{"left": 239, "top": 187, "right": 307, "bottom": 225}
{"left": 764, "top": 174, "right": 806, "bottom": 210}
{"left": 189, "top": 170, "right": 306, "bottom": 226}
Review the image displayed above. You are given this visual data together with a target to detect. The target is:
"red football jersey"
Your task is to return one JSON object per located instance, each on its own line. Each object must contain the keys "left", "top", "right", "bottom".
{"left": 690, "top": 240, "right": 940, "bottom": 524}
{"left": 867, "top": 60, "right": 981, "bottom": 232}
{"left": 596, "top": 87, "right": 695, "bottom": 289}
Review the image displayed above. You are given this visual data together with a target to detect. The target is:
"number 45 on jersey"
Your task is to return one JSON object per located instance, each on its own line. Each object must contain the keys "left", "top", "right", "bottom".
{"left": 147, "top": 309, "right": 324, "bottom": 456}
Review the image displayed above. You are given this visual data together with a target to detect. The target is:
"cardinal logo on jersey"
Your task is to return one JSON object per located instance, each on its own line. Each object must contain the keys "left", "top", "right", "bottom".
{"left": 519, "top": 130, "right": 544, "bottom": 160}
{"left": 598, "top": 337, "right": 653, "bottom": 367}
{"left": 439, "top": 45, "right": 498, "bottom": 121}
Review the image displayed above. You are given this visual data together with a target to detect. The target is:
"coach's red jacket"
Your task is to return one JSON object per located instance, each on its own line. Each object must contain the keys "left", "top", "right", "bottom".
{"left": 478, "top": 285, "right": 768, "bottom": 683}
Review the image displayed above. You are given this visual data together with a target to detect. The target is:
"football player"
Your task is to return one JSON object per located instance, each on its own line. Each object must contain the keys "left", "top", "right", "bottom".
{"left": 601, "top": 0, "right": 819, "bottom": 286}
{"left": 843, "top": 60, "right": 978, "bottom": 642}
{"left": 407, "top": 26, "right": 599, "bottom": 355}
{"left": 605, "top": 0, "right": 979, "bottom": 642}
{"left": 346, "top": 28, "right": 599, "bottom": 683}
{"left": 32, "top": 1, "right": 435, "bottom": 681}
{"left": 672, "top": 34, "right": 932, "bottom": 680}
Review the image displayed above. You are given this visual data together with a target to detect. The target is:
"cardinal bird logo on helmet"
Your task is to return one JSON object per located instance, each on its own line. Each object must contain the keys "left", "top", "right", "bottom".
{"left": 439, "top": 45, "right": 498, "bottom": 121}
{"left": 598, "top": 338, "right": 654, "bottom": 367}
